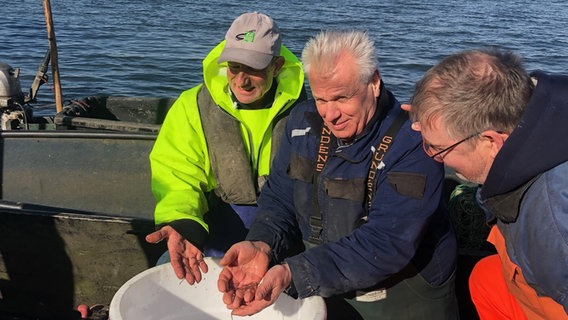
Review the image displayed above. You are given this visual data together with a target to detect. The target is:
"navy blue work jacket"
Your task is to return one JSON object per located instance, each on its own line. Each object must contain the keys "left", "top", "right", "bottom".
{"left": 247, "top": 86, "right": 457, "bottom": 298}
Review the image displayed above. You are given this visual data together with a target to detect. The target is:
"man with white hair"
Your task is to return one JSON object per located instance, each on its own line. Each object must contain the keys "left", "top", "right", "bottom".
{"left": 218, "top": 29, "right": 458, "bottom": 320}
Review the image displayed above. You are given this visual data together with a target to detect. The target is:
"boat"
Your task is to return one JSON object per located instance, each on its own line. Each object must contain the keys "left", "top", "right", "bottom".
{"left": 0, "top": 56, "right": 175, "bottom": 319}
{"left": 0, "top": 5, "right": 493, "bottom": 318}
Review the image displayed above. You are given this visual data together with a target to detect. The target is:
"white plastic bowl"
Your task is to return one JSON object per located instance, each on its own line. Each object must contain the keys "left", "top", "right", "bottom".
{"left": 109, "top": 257, "right": 326, "bottom": 320}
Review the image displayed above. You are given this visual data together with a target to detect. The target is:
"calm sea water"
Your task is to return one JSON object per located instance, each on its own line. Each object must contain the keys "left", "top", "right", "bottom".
{"left": 2, "top": 0, "right": 568, "bottom": 108}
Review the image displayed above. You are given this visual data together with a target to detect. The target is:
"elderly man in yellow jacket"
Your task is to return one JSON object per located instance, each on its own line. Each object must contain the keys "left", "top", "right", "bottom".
{"left": 145, "top": 12, "right": 306, "bottom": 285}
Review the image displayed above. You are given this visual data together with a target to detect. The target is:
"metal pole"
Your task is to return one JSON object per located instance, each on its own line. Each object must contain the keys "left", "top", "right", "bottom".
{"left": 42, "top": 0, "right": 63, "bottom": 113}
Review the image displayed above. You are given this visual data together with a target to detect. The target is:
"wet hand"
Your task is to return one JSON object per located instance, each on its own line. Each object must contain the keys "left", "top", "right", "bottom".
{"left": 146, "top": 226, "right": 208, "bottom": 284}
{"left": 218, "top": 241, "right": 271, "bottom": 308}
{"left": 229, "top": 263, "right": 292, "bottom": 316}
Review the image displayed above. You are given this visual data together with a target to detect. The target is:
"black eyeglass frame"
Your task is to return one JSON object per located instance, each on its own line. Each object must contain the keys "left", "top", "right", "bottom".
{"left": 423, "top": 132, "right": 480, "bottom": 162}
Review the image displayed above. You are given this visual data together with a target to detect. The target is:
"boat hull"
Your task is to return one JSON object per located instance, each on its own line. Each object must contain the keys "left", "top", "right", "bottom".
{"left": 0, "top": 96, "right": 174, "bottom": 319}
{"left": 0, "top": 206, "right": 166, "bottom": 319}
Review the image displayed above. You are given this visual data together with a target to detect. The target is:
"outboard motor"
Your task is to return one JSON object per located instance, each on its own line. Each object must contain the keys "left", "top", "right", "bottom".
{"left": 0, "top": 62, "right": 31, "bottom": 130}
{"left": 0, "top": 62, "right": 25, "bottom": 108}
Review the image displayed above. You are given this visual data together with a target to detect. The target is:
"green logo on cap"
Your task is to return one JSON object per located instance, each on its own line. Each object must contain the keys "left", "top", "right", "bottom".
{"left": 243, "top": 31, "right": 255, "bottom": 43}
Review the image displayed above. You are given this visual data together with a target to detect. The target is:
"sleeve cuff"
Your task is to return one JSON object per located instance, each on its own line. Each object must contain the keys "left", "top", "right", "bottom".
{"left": 168, "top": 219, "right": 208, "bottom": 252}
{"left": 284, "top": 279, "right": 298, "bottom": 299}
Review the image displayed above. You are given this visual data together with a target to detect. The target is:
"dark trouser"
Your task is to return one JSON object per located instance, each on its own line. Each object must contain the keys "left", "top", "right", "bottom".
{"left": 203, "top": 202, "right": 258, "bottom": 257}
{"left": 326, "top": 270, "right": 459, "bottom": 320}
{"left": 157, "top": 202, "right": 258, "bottom": 264}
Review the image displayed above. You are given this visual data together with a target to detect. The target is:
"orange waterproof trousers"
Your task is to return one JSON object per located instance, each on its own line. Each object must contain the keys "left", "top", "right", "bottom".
{"left": 470, "top": 226, "right": 568, "bottom": 320}
{"left": 469, "top": 254, "right": 527, "bottom": 320}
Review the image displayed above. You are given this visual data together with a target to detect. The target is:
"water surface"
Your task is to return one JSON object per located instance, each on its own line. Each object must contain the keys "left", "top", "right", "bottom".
{"left": 2, "top": 0, "right": 567, "bottom": 105}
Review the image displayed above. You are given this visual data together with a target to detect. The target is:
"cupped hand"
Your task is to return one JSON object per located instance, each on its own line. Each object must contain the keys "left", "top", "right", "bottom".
{"left": 229, "top": 263, "right": 292, "bottom": 316}
{"left": 217, "top": 241, "right": 271, "bottom": 309}
{"left": 146, "top": 225, "right": 208, "bottom": 284}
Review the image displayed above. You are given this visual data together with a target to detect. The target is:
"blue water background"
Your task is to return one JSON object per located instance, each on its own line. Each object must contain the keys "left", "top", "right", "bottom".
{"left": 2, "top": 0, "right": 567, "bottom": 108}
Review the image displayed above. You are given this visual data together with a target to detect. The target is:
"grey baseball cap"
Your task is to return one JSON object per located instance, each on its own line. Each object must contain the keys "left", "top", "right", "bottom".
{"left": 218, "top": 12, "right": 281, "bottom": 70}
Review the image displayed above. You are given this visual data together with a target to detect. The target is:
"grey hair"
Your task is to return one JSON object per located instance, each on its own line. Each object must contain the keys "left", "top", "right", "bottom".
{"left": 410, "top": 48, "right": 533, "bottom": 139}
{"left": 301, "top": 29, "right": 378, "bottom": 83}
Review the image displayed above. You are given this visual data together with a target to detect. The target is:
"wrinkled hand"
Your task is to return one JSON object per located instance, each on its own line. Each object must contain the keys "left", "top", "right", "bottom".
{"left": 217, "top": 241, "right": 271, "bottom": 310}
{"left": 229, "top": 263, "right": 292, "bottom": 316}
{"left": 145, "top": 225, "right": 208, "bottom": 284}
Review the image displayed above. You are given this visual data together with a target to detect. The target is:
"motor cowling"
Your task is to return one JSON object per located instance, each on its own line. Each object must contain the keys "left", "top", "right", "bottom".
{"left": 0, "top": 62, "right": 25, "bottom": 108}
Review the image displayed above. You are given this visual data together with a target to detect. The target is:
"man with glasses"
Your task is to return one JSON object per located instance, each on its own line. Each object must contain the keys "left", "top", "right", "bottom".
{"left": 217, "top": 30, "right": 458, "bottom": 319}
{"left": 406, "top": 48, "right": 568, "bottom": 319}
{"left": 146, "top": 12, "right": 306, "bottom": 284}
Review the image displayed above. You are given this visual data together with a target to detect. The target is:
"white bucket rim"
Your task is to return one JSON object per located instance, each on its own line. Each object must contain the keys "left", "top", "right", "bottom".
{"left": 109, "top": 257, "right": 326, "bottom": 320}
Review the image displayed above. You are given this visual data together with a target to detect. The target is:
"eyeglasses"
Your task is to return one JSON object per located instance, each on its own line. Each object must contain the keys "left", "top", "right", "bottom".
{"left": 423, "top": 132, "right": 480, "bottom": 162}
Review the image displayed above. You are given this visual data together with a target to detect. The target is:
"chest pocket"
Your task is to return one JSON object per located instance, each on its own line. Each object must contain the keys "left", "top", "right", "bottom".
{"left": 287, "top": 153, "right": 314, "bottom": 182}
{"left": 288, "top": 151, "right": 368, "bottom": 242}
{"left": 323, "top": 177, "right": 366, "bottom": 202}
{"left": 288, "top": 153, "right": 366, "bottom": 202}
{"left": 386, "top": 172, "right": 426, "bottom": 199}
